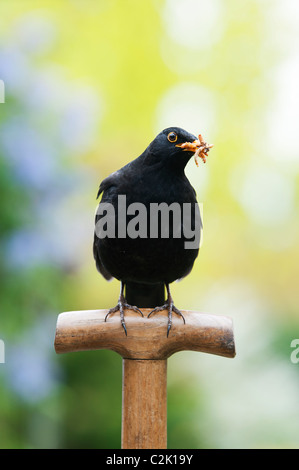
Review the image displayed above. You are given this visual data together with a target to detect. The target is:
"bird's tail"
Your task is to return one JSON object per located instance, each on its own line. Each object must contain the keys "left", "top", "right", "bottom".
{"left": 125, "top": 282, "right": 165, "bottom": 308}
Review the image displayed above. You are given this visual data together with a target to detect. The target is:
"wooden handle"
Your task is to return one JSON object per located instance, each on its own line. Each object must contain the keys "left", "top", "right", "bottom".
{"left": 54, "top": 309, "right": 235, "bottom": 360}
{"left": 122, "top": 359, "right": 167, "bottom": 449}
{"left": 54, "top": 308, "right": 235, "bottom": 449}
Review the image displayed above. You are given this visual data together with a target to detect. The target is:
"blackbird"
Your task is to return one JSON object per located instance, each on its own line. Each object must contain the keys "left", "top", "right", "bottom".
{"left": 93, "top": 127, "right": 210, "bottom": 336}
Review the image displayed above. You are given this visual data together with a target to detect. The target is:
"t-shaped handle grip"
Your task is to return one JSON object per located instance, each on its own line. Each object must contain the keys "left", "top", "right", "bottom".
{"left": 54, "top": 309, "right": 235, "bottom": 448}
{"left": 54, "top": 309, "right": 235, "bottom": 359}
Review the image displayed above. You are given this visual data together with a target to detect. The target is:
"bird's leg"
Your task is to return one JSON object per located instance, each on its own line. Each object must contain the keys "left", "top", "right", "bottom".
{"left": 147, "top": 284, "right": 185, "bottom": 337}
{"left": 104, "top": 282, "right": 143, "bottom": 335}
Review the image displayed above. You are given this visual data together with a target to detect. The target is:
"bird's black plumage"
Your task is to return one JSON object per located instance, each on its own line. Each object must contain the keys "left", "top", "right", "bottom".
{"left": 93, "top": 127, "right": 202, "bottom": 335}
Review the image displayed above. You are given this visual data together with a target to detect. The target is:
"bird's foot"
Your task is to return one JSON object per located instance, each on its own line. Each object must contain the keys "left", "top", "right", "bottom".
{"left": 104, "top": 295, "right": 143, "bottom": 336}
{"left": 148, "top": 298, "right": 185, "bottom": 337}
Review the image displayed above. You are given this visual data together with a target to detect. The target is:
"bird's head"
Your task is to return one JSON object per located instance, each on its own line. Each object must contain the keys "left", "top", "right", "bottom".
{"left": 147, "top": 127, "right": 213, "bottom": 172}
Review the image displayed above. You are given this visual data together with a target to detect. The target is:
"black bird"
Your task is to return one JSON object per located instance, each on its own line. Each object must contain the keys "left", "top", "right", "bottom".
{"left": 93, "top": 127, "right": 211, "bottom": 336}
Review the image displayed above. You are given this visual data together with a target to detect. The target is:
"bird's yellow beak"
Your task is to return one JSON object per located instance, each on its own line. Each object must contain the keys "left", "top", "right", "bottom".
{"left": 176, "top": 134, "right": 214, "bottom": 165}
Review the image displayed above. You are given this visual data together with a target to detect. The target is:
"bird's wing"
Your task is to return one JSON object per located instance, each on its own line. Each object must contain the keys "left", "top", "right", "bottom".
{"left": 96, "top": 171, "right": 119, "bottom": 199}
{"left": 93, "top": 231, "right": 113, "bottom": 280}
{"left": 93, "top": 173, "right": 120, "bottom": 281}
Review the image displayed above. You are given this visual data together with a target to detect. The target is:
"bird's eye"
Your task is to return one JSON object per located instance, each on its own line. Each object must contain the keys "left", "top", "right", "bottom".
{"left": 167, "top": 132, "right": 178, "bottom": 143}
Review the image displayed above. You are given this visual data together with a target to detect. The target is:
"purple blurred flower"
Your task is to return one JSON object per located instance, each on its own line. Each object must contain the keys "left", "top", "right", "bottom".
{"left": 0, "top": 46, "right": 31, "bottom": 96}
{"left": 5, "top": 316, "right": 61, "bottom": 403}
{"left": 0, "top": 13, "right": 102, "bottom": 272}
{"left": 4, "top": 167, "right": 97, "bottom": 270}
{"left": 5, "top": 230, "right": 50, "bottom": 268}
{"left": 0, "top": 118, "right": 59, "bottom": 189}
{"left": 59, "top": 85, "right": 101, "bottom": 155}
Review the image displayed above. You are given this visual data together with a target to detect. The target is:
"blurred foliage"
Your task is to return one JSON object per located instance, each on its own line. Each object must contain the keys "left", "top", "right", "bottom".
{"left": 0, "top": 0, "right": 299, "bottom": 449}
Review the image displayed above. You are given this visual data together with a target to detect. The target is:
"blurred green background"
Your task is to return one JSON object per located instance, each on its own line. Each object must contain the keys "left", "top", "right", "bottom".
{"left": 0, "top": 0, "right": 299, "bottom": 449}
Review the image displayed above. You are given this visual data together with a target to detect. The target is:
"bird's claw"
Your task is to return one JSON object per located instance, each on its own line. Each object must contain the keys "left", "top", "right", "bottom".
{"left": 105, "top": 296, "right": 143, "bottom": 336}
{"left": 148, "top": 301, "right": 185, "bottom": 337}
{"left": 123, "top": 303, "right": 144, "bottom": 317}
{"left": 121, "top": 320, "right": 127, "bottom": 336}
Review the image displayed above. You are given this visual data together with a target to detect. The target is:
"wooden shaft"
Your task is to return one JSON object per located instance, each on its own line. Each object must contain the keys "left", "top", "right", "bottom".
{"left": 122, "top": 359, "right": 167, "bottom": 449}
